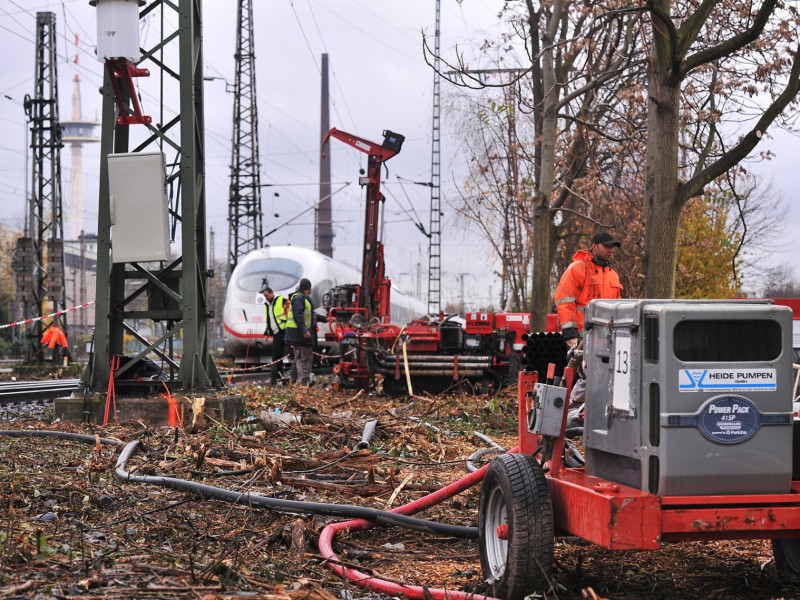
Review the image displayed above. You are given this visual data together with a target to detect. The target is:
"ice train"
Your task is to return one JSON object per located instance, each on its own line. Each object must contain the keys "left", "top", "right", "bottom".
{"left": 222, "top": 246, "right": 428, "bottom": 363}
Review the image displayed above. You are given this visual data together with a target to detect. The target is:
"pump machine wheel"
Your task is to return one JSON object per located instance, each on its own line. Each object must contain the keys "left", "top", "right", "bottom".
{"left": 773, "top": 539, "right": 800, "bottom": 581}
{"left": 478, "top": 453, "right": 554, "bottom": 600}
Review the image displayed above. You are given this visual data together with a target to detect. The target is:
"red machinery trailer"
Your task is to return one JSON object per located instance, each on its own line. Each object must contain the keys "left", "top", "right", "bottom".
{"left": 478, "top": 299, "right": 800, "bottom": 599}
{"left": 321, "top": 127, "right": 546, "bottom": 392}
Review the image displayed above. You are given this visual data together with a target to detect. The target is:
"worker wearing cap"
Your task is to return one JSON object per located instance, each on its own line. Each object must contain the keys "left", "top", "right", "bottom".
{"left": 262, "top": 285, "right": 288, "bottom": 385}
{"left": 554, "top": 231, "right": 623, "bottom": 347}
{"left": 284, "top": 278, "right": 325, "bottom": 385}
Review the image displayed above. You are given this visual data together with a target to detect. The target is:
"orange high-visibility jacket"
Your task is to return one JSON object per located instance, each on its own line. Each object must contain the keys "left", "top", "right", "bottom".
{"left": 554, "top": 249, "right": 623, "bottom": 333}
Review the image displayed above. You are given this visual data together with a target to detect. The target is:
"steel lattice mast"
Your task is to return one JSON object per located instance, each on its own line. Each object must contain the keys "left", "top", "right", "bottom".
{"left": 227, "top": 0, "right": 263, "bottom": 274}
{"left": 81, "top": 0, "right": 221, "bottom": 391}
{"left": 427, "top": 0, "right": 442, "bottom": 315}
{"left": 16, "top": 11, "right": 67, "bottom": 362}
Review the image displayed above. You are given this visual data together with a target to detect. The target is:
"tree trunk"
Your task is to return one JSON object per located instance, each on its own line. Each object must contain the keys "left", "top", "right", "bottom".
{"left": 643, "top": 3, "right": 684, "bottom": 299}
{"left": 531, "top": 196, "right": 552, "bottom": 329}
{"left": 529, "top": 1, "right": 563, "bottom": 331}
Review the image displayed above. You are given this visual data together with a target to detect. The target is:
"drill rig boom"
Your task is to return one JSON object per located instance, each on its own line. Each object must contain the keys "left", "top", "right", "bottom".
{"left": 322, "top": 128, "right": 404, "bottom": 321}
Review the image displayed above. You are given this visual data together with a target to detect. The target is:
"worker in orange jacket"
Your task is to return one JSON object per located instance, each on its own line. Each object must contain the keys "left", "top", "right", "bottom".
{"left": 554, "top": 231, "right": 623, "bottom": 347}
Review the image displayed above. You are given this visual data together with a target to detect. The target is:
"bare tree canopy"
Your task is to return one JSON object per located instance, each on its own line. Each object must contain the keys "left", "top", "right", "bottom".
{"left": 433, "top": 0, "right": 800, "bottom": 318}
{"left": 642, "top": 0, "right": 800, "bottom": 297}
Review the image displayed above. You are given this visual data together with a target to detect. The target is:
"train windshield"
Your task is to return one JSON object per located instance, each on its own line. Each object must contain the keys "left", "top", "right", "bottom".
{"left": 236, "top": 258, "right": 303, "bottom": 292}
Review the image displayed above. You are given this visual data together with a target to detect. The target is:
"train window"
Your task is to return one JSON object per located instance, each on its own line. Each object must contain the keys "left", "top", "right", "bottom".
{"left": 673, "top": 319, "right": 782, "bottom": 362}
{"left": 236, "top": 258, "right": 303, "bottom": 292}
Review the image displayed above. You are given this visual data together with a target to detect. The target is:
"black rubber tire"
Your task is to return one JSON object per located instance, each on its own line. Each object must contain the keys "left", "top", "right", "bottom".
{"left": 480, "top": 371, "right": 503, "bottom": 395}
{"left": 773, "top": 538, "right": 800, "bottom": 581}
{"left": 478, "top": 453, "right": 554, "bottom": 600}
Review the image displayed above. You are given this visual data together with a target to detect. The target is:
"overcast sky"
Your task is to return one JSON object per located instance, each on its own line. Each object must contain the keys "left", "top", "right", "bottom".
{"left": 1, "top": 0, "right": 798, "bottom": 309}
{"left": 0, "top": 0, "right": 516, "bottom": 310}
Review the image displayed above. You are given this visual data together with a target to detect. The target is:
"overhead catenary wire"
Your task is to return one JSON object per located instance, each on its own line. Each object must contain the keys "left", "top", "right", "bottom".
{"left": 287, "top": 0, "right": 356, "bottom": 133}
{"left": 263, "top": 182, "right": 351, "bottom": 239}
{"left": 6, "top": 0, "right": 241, "bottom": 180}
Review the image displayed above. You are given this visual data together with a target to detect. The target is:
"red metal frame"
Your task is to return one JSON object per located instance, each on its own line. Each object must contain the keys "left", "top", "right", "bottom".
{"left": 321, "top": 129, "right": 556, "bottom": 391}
{"left": 517, "top": 369, "right": 800, "bottom": 550}
{"left": 105, "top": 58, "right": 151, "bottom": 125}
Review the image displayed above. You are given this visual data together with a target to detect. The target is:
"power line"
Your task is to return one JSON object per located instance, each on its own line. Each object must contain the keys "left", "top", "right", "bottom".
{"left": 286, "top": 1, "right": 357, "bottom": 137}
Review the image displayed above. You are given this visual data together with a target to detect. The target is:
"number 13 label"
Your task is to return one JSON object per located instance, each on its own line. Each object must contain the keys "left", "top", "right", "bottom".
{"left": 612, "top": 332, "right": 632, "bottom": 411}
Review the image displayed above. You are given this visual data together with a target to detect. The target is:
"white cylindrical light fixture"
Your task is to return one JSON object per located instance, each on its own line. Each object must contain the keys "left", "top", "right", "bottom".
{"left": 90, "top": 0, "right": 145, "bottom": 62}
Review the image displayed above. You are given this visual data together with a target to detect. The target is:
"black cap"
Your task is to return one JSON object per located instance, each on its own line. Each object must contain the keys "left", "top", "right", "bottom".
{"left": 591, "top": 232, "right": 621, "bottom": 248}
{"left": 298, "top": 278, "right": 312, "bottom": 292}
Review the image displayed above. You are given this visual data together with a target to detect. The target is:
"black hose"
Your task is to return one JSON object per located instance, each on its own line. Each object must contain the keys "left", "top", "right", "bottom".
{"left": 116, "top": 440, "right": 478, "bottom": 538}
{"left": 0, "top": 429, "right": 479, "bottom": 538}
{"left": 466, "top": 447, "right": 503, "bottom": 473}
{"left": 565, "top": 427, "right": 584, "bottom": 439}
{"left": 0, "top": 430, "right": 124, "bottom": 447}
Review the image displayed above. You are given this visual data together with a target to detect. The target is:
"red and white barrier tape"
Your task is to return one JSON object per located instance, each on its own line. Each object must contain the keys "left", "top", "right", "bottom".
{"left": 218, "top": 354, "right": 290, "bottom": 374}
{"left": 0, "top": 301, "right": 96, "bottom": 331}
{"left": 219, "top": 347, "right": 355, "bottom": 374}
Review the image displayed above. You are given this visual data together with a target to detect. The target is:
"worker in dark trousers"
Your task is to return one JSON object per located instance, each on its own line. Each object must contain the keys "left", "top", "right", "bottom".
{"left": 262, "top": 285, "right": 288, "bottom": 385}
{"left": 284, "top": 278, "right": 325, "bottom": 385}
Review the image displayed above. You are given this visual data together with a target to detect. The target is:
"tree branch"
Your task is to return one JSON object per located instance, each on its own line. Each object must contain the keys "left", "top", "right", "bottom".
{"left": 422, "top": 31, "right": 530, "bottom": 90}
{"left": 550, "top": 201, "right": 615, "bottom": 228}
{"left": 692, "top": 62, "right": 719, "bottom": 176}
{"left": 679, "top": 44, "right": 800, "bottom": 200}
{"left": 675, "top": 0, "right": 720, "bottom": 58}
{"left": 645, "top": 0, "right": 681, "bottom": 73}
{"left": 681, "top": 0, "right": 779, "bottom": 75}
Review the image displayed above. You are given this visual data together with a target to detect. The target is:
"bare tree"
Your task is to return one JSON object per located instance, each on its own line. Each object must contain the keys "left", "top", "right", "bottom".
{"left": 761, "top": 265, "right": 800, "bottom": 298}
{"left": 448, "top": 87, "right": 534, "bottom": 311}
{"left": 431, "top": 0, "right": 641, "bottom": 328}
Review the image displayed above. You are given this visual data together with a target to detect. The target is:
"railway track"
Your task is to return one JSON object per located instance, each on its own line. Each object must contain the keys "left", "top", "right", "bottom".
{"left": 0, "top": 379, "right": 81, "bottom": 403}
{"left": 0, "top": 369, "right": 279, "bottom": 407}
{"left": 0, "top": 373, "right": 276, "bottom": 425}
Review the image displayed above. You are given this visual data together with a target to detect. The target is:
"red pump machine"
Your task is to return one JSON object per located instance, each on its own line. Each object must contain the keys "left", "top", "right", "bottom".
{"left": 478, "top": 299, "right": 800, "bottom": 599}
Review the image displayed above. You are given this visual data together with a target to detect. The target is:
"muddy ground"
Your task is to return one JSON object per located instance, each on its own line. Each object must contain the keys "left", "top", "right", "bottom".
{"left": 1, "top": 381, "right": 799, "bottom": 600}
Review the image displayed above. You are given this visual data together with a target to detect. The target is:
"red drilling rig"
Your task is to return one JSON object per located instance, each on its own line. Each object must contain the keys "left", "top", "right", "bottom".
{"left": 322, "top": 127, "right": 540, "bottom": 393}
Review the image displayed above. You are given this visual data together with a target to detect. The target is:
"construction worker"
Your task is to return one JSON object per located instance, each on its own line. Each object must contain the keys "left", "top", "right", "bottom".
{"left": 554, "top": 231, "right": 623, "bottom": 346}
{"left": 284, "top": 278, "right": 325, "bottom": 385}
{"left": 554, "top": 231, "right": 623, "bottom": 418}
{"left": 262, "top": 285, "right": 288, "bottom": 385}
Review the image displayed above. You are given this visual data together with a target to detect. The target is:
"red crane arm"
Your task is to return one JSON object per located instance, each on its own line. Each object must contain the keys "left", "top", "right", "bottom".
{"left": 322, "top": 128, "right": 402, "bottom": 162}
{"left": 323, "top": 127, "right": 404, "bottom": 320}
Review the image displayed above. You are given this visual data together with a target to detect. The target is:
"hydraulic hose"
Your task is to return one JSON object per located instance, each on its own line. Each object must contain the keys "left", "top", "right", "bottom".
{"left": 318, "top": 445, "right": 519, "bottom": 600}
{"left": 0, "top": 430, "right": 476, "bottom": 538}
{"left": 115, "top": 440, "right": 477, "bottom": 538}
{"left": 466, "top": 447, "right": 503, "bottom": 473}
{"left": 0, "top": 430, "right": 508, "bottom": 598}
{"left": 467, "top": 433, "right": 506, "bottom": 472}
{"left": 0, "top": 430, "right": 124, "bottom": 447}
{"left": 473, "top": 431, "right": 505, "bottom": 450}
